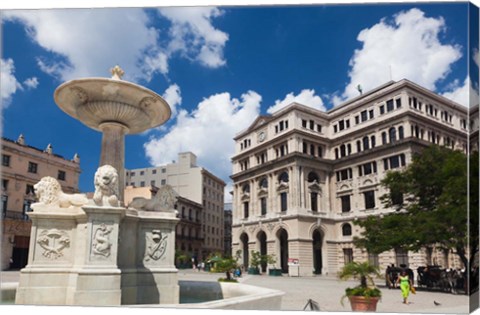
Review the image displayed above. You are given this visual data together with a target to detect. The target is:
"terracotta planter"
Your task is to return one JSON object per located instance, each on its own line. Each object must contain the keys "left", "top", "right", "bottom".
{"left": 348, "top": 296, "right": 380, "bottom": 312}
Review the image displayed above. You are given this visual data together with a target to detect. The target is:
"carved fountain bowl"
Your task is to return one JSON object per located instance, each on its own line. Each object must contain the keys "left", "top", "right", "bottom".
{"left": 54, "top": 78, "right": 171, "bottom": 134}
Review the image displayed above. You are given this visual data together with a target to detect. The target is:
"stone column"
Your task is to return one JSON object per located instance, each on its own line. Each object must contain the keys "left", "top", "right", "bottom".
{"left": 99, "top": 122, "right": 128, "bottom": 204}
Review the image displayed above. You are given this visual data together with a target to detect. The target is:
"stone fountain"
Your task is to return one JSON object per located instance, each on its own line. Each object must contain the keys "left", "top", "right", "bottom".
{"left": 14, "top": 67, "right": 180, "bottom": 306}
{"left": 53, "top": 65, "right": 171, "bottom": 203}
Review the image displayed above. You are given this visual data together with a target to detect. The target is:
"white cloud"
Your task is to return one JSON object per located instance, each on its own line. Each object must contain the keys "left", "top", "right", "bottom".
{"left": 267, "top": 89, "right": 326, "bottom": 114}
{"left": 4, "top": 7, "right": 229, "bottom": 82}
{"left": 158, "top": 7, "right": 228, "bottom": 68}
{"left": 144, "top": 90, "right": 261, "bottom": 182}
{"left": 1, "top": 58, "right": 22, "bottom": 108}
{"left": 162, "top": 83, "right": 182, "bottom": 117}
{"left": 334, "top": 8, "right": 462, "bottom": 105}
{"left": 3, "top": 9, "right": 159, "bottom": 82}
{"left": 441, "top": 76, "right": 479, "bottom": 107}
{"left": 23, "top": 77, "right": 39, "bottom": 89}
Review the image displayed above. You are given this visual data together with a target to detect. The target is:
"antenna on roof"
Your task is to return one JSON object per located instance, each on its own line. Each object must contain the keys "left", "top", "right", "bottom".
{"left": 357, "top": 84, "right": 363, "bottom": 95}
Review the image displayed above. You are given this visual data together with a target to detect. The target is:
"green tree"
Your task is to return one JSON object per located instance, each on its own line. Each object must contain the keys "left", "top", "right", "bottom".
{"left": 354, "top": 146, "right": 477, "bottom": 279}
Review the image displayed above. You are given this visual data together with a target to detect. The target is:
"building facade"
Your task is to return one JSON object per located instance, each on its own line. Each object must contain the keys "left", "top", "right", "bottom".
{"left": 1, "top": 135, "right": 81, "bottom": 270}
{"left": 231, "top": 80, "right": 471, "bottom": 277}
{"left": 125, "top": 152, "right": 226, "bottom": 257}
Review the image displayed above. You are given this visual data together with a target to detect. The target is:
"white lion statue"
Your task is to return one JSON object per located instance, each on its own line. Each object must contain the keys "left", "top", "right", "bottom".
{"left": 32, "top": 176, "right": 88, "bottom": 209}
{"left": 93, "top": 165, "right": 120, "bottom": 207}
{"left": 128, "top": 185, "right": 178, "bottom": 212}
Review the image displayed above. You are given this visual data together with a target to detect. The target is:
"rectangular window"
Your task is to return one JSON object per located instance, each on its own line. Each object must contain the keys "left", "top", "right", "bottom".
{"left": 380, "top": 105, "right": 385, "bottom": 115}
{"left": 140, "top": 171, "right": 144, "bottom": 175}
{"left": 1, "top": 195, "right": 8, "bottom": 217}
{"left": 260, "top": 197, "right": 267, "bottom": 216}
{"left": 361, "top": 110, "right": 368, "bottom": 122}
{"left": 386, "top": 99, "right": 394, "bottom": 112}
{"left": 2, "top": 154, "right": 11, "bottom": 167}
{"left": 339, "top": 120, "right": 345, "bottom": 131}
{"left": 26, "top": 184, "right": 35, "bottom": 195}
{"left": 152, "top": 169, "right": 157, "bottom": 174}
{"left": 341, "top": 195, "right": 351, "bottom": 212}
{"left": 316, "top": 124, "right": 322, "bottom": 132}
{"left": 140, "top": 181, "right": 145, "bottom": 187}
{"left": 396, "top": 98, "right": 402, "bottom": 108}
{"left": 162, "top": 168, "right": 166, "bottom": 173}
{"left": 150, "top": 180, "right": 156, "bottom": 186}
{"left": 58, "top": 170, "right": 66, "bottom": 181}
{"left": 23, "top": 199, "right": 33, "bottom": 219}
{"left": 302, "top": 119, "right": 307, "bottom": 128}
{"left": 364, "top": 190, "right": 375, "bottom": 209}
{"left": 2, "top": 179, "right": 8, "bottom": 191}
{"left": 244, "top": 202, "right": 249, "bottom": 218}
{"left": 390, "top": 156, "right": 400, "bottom": 169}
{"left": 343, "top": 248, "right": 354, "bottom": 264}
{"left": 28, "top": 162, "right": 38, "bottom": 173}
{"left": 311, "top": 192, "right": 318, "bottom": 212}
{"left": 369, "top": 109, "right": 374, "bottom": 119}
{"left": 280, "top": 192, "right": 288, "bottom": 212}
{"left": 355, "top": 116, "right": 359, "bottom": 124}
{"left": 309, "top": 120, "right": 314, "bottom": 130}
{"left": 334, "top": 125, "right": 338, "bottom": 133}
{"left": 346, "top": 119, "right": 350, "bottom": 128}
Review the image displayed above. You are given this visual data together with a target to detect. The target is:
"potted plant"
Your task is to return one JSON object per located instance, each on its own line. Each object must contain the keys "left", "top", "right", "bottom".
{"left": 338, "top": 261, "right": 382, "bottom": 312}
{"left": 248, "top": 250, "right": 262, "bottom": 274}
{"left": 264, "top": 254, "right": 282, "bottom": 276}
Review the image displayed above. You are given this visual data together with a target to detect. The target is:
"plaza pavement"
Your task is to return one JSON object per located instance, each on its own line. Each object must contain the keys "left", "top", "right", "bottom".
{"left": 2, "top": 269, "right": 475, "bottom": 314}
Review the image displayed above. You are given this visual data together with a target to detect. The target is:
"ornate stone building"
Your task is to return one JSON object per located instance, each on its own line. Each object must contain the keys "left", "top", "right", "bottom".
{"left": 1, "top": 135, "right": 81, "bottom": 270}
{"left": 231, "top": 79, "right": 471, "bottom": 277}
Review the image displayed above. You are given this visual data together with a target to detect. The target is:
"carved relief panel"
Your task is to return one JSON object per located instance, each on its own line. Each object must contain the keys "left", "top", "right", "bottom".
{"left": 35, "top": 228, "right": 71, "bottom": 261}
{"left": 143, "top": 229, "right": 168, "bottom": 263}
{"left": 90, "top": 221, "right": 115, "bottom": 262}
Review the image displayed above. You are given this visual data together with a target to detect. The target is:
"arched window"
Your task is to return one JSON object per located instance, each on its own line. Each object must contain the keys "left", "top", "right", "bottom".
{"left": 278, "top": 172, "right": 289, "bottom": 183}
{"left": 340, "top": 144, "right": 346, "bottom": 157}
{"left": 307, "top": 172, "right": 319, "bottom": 183}
{"left": 389, "top": 127, "right": 397, "bottom": 143}
{"left": 342, "top": 224, "right": 352, "bottom": 236}
{"left": 356, "top": 140, "right": 362, "bottom": 153}
{"left": 382, "top": 132, "right": 387, "bottom": 145}
{"left": 347, "top": 144, "right": 352, "bottom": 155}
{"left": 363, "top": 136, "right": 370, "bottom": 150}
{"left": 259, "top": 177, "right": 268, "bottom": 189}
{"left": 371, "top": 136, "right": 376, "bottom": 148}
{"left": 335, "top": 148, "right": 339, "bottom": 159}
{"left": 242, "top": 183, "right": 250, "bottom": 194}
{"left": 398, "top": 126, "right": 404, "bottom": 139}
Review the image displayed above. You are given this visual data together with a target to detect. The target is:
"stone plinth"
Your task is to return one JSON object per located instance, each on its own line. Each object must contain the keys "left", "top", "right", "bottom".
{"left": 119, "top": 209, "right": 179, "bottom": 305}
{"left": 15, "top": 203, "right": 179, "bottom": 306}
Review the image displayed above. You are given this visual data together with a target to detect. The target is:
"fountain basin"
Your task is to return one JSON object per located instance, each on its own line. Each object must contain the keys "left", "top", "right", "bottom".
{"left": 2, "top": 280, "right": 284, "bottom": 310}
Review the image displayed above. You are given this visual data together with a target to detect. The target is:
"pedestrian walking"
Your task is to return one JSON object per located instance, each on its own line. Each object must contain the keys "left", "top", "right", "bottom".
{"left": 396, "top": 269, "right": 413, "bottom": 304}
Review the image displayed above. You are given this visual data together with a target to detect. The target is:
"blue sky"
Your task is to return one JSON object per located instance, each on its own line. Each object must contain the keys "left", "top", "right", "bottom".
{"left": 1, "top": 1, "right": 479, "bottom": 197}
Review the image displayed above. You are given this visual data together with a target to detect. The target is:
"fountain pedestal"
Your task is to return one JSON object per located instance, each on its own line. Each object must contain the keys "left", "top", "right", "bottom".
{"left": 15, "top": 188, "right": 179, "bottom": 306}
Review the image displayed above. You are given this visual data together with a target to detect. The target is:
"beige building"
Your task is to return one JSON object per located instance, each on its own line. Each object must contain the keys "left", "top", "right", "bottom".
{"left": 124, "top": 185, "right": 203, "bottom": 263}
{"left": 1, "top": 135, "right": 81, "bottom": 270}
{"left": 125, "top": 152, "right": 226, "bottom": 258}
{"left": 231, "top": 79, "right": 471, "bottom": 277}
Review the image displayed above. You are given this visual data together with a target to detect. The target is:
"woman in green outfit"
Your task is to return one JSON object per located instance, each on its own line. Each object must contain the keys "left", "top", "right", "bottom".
{"left": 396, "top": 270, "right": 413, "bottom": 304}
